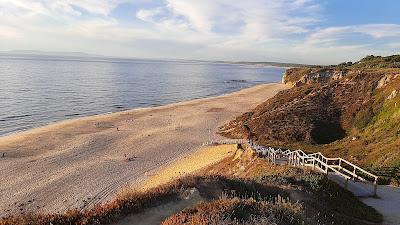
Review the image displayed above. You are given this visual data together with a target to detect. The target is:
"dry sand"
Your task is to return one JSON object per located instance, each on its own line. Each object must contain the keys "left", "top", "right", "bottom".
{"left": 114, "top": 145, "right": 239, "bottom": 225}
{"left": 138, "top": 144, "right": 238, "bottom": 191}
{"left": 0, "top": 83, "right": 288, "bottom": 216}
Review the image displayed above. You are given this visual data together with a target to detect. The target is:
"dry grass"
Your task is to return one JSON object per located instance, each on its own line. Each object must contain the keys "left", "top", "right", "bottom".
{"left": 0, "top": 178, "right": 189, "bottom": 225}
{"left": 162, "top": 195, "right": 304, "bottom": 225}
{"left": 0, "top": 146, "right": 383, "bottom": 225}
{"left": 0, "top": 174, "right": 287, "bottom": 225}
{"left": 163, "top": 146, "right": 383, "bottom": 225}
{"left": 224, "top": 58, "right": 400, "bottom": 168}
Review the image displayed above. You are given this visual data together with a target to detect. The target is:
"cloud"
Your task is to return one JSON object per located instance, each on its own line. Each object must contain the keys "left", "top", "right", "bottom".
{"left": 137, "top": 0, "right": 321, "bottom": 41}
{"left": 0, "top": 25, "right": 22, "bottom": 39}
{"left": 354, "top": 24, "right": 400, "bottom": 38}
{"left": 136, "top": 8, "right": 164, "bottom": 23}
{"left": 389, "top": 42, "right": 400, "bottom": 49}
{"left": 0, "top": 0, "right": 121, "bottom": 17}
{"left": 292, "top": 23, "right": 400, "bottom": 64}
{"left": 0, "top": 0, "right": 127, "bottom": 41}
{"left": 306, "top": 24, "right": 400, "bottom": 46}
{"left": 0, "top": 0, "right": 399, "bottom": 64}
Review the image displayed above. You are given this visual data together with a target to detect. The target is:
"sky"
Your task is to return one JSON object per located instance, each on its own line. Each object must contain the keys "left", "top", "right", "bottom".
{"left": 0, "top": 0, "right": 399, "bottom": 64}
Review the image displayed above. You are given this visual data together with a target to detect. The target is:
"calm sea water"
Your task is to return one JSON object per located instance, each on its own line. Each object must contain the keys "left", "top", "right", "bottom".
{"left": 0, "top": 55, "right": 285, "bottom": 136}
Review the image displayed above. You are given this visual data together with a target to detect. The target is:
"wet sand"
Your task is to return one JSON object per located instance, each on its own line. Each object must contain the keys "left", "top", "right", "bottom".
{"left": 0, "top": 83, "right": 288, "bottom": 216}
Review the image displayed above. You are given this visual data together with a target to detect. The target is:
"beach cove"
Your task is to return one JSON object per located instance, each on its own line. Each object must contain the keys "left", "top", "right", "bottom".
{"left": 0, "top": 83, "right": 289, "bottom": 216}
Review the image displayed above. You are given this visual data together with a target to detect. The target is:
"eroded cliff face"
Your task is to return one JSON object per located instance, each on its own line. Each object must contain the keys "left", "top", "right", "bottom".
{"left": 220, "top": 57, "right": 400, "bottom": 166}
{"left": 282, "top": 68, "right": 347, "bottom": 86}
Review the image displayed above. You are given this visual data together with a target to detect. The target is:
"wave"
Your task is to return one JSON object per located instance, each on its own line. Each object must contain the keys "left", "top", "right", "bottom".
{"left": 224, "top": 79, "right": 247, "bottom": 83}
{"left": 2, "top": 114, "right": 32, "bottom": 120}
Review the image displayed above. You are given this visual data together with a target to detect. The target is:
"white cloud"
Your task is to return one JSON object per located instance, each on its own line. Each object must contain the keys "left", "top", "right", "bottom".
{"left": 136, "top": 8, "right": 164, "bottom": 23}
{"left": 306, "top": 24, "right": 400, "bottom": 46}
{"left": 0, "top": 0, "right": 121, "bottom": 17}
{"left": 165, "top": 0, "right": 215, "bottom": 32}
{"left": 130, "top": 0, "right": 323, "bottom": 56}
{"left": 0, "top": 0, "right": 399, "bottom": 64}
{"left": 354, "top": 24, "right": 400, "bottom": 38}
{"left": 153, "top": 0, "right": 321, "bottom": 40}
{"left": 389, "top": 42, "right": 400, "bottom": 49}
{"left": 0, "top": 25, "right": 22, "bottom": 39}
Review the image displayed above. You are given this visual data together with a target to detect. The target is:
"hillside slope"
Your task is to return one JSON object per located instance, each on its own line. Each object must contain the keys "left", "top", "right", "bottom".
{"left": 219, "top": 55, "right": 400, "bottom": 167}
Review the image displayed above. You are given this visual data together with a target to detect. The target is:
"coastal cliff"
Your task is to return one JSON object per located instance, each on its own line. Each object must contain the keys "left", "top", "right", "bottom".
{"left": 219, "top": 55, "right": 400, "bottom": 166}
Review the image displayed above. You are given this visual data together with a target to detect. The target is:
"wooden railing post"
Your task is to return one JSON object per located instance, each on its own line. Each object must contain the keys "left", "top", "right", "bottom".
{"left": 325, "top": 158, "right": 328, "bottom": 175}
{"left": 271, "top": 152, "right": 274, "bottom": 164}
{"left": 293, "top": 154, "right": 296, "bottom": 166}
{"left": 248, "top": 143, "right": 379, "bottom": 197}
{"left": 313, "top": 158, "right": 316, "bottom": 170}
{"left": 273, "top": 152, "right": 275, "bottom": 164}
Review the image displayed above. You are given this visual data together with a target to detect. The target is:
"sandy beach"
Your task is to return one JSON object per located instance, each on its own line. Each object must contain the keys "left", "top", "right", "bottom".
{"left": 0, "top": 83, "right": 288, "bottom": 216}
{"left": 137, "top": 144, "right": 239, "bottom": 191}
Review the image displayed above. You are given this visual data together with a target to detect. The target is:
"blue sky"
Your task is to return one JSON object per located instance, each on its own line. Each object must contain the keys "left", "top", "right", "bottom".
{"left": 0, "top": 0, "right": 399, "bottom": 64}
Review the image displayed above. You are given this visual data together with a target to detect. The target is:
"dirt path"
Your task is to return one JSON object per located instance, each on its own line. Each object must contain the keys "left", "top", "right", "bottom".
{"left": 328, "top": 174, "right": 400, "bottom": 225}
{"left": 113, "top": 144, "right": 239, "bottom": 225}
{"left": 361, "top": 185, "right": 400, "bottom": 225}
{"left": 0, "top": 83, "right": 288, "bottom": 216}
{"left": 113, "top": 188, "right": 204, "bottom": 225}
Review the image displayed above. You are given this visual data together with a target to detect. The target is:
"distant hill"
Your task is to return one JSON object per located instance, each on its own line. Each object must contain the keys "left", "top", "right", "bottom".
{"left": 336, "top": 55, "right": 400, "bottom": 69}
{"left": 0, "top": 50, "right": 103, "bottom": 58}
{"left": 217, "top": 60, "right": 313, "bottom": 68}
{"left": 0, "top": 50, "right": 307, "bottom": 68}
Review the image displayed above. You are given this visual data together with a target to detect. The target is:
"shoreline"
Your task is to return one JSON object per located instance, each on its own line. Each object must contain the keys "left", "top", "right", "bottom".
{"left": 1, "top": 82, "right": 280, "bottom": 141}
{"left": 0, "top": 82, "right": 289, "bottom": 217}
{"left": 0, "top": 92, "right": 237, "bottom": 138}
{"left": 0, "top": 62, "right": 286, "bottom": 139}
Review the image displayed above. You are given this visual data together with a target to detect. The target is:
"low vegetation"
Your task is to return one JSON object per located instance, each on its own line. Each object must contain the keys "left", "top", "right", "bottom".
{"left": 164, "top": 148, "right": 382, "bottom": 225}
{"left": 0, "top": 178, "right": 190, "bottom": 225}
{"left": 162, "top": 196, "right": 304, "bottom": 225}
{"left": 220, "top": 55, "right": 400, "bottom": 174}
{"left": 346, "top": 55, "right": 400, "bottom": 69}
{"left": 0, "top": 146, "right": 382, "bottom": 225}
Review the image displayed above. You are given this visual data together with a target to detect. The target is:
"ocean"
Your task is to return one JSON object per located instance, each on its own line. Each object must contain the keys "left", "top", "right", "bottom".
{"left": 0, "top": 54, "right": 285, "bottom": 136}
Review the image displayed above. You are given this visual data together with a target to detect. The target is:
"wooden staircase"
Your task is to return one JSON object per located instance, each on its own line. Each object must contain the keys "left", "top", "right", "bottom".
{"left": 250, "top": 143, "right": 379, "bottom": 197}
{"left": 274, "top": 153, "right": 289, "bottom": 165}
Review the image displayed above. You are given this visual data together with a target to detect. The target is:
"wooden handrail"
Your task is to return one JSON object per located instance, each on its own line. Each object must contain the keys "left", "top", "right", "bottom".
{"left": 308, "top": 152, "right": 378, "bottom": 180}
{"left": 250, "top": 143, "right": 379, "bottom": 196}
